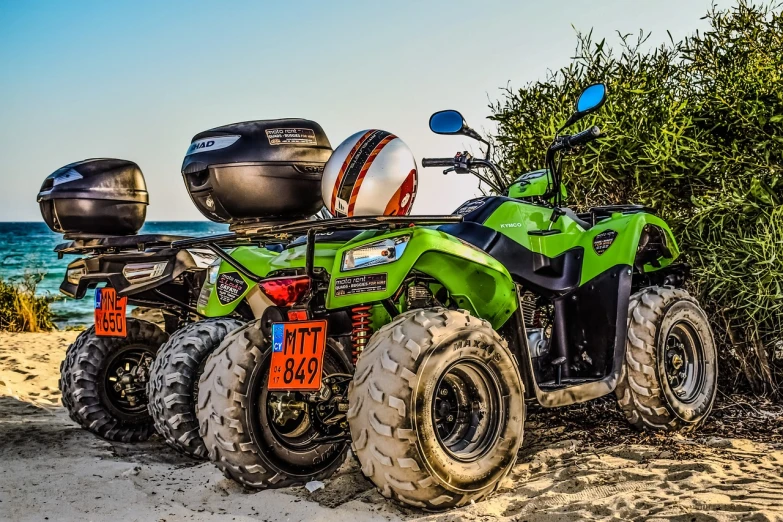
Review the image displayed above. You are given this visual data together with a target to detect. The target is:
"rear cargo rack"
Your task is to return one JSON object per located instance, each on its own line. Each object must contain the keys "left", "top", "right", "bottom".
{"left": 170, "top": 215, "right": 464, "bottom": 282}
{"left": 171, "top": 215, "right": 463, "bottom": 248}
{"left": 55, "top": 234, "right": 192, "bottom": 257}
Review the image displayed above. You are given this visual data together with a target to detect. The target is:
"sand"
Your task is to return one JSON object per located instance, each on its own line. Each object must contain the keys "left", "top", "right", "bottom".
{"left": 1, "top": 332, "right": 783, "bottom": 522}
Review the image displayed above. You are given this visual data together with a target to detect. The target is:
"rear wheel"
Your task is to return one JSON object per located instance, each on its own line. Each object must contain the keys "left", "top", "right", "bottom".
{"left": 147, "top": 317, "right": 244, "bottom": 459}
{"left": 197, "top": 320, "right": 352, "bottom": 488}
{"left": 59, "top": 318, "right": 168, "bottom": 442}
{"left": 616, "top": 286, "right": 717, "bottom": 430}
{"left": 347, "top": 308, "right": 525, "bottom": 510}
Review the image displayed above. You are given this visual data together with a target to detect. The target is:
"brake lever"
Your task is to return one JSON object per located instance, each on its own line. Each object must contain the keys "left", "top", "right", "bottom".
{"left": 442, "top": 167, "right": 455, "bottom": 175}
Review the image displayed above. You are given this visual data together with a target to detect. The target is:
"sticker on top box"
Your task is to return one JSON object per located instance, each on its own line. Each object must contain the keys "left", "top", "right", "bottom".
{"left": 265, "top": 128, "right": 317, "bottom": 146}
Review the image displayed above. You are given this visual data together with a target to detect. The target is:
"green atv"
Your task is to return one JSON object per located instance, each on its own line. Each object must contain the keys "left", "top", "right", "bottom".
{"left": 184, "top": 83, "right": 717, "bottom": 509}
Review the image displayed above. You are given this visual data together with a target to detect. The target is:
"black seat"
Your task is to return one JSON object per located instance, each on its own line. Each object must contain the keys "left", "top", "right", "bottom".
{"left": 562, "top": 208, "right": 592, "bottom": 230}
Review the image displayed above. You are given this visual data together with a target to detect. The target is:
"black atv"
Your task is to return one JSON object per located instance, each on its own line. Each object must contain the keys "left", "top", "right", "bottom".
{"left": 39, "top": 158, "right": 251, "bottom": 446}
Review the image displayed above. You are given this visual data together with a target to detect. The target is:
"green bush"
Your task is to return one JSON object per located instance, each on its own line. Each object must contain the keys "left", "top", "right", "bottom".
{"left": 0, "top": 272, "right": 56, "bottom": 332}
{"left": 490, "top": 1, "right": 783, "bottom": 394}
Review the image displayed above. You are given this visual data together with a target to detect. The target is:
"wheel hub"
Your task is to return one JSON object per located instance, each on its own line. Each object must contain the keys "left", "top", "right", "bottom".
{"left": 663, "top": 321, "right": 706, "bottom": 404}
{"left": 671, "top": 353, "right": 684, "bottom": 370}
{"left": 268, "top": 393, "right": 306, "bottom": 426}
{"left": 432, "top": 360, "right": 500, "bottom": 462}
{"left": 105, "top": 347, "right": 155, "bottom": 413}
{"left": 260, "top": 374, "right": 351, "bottom": 447}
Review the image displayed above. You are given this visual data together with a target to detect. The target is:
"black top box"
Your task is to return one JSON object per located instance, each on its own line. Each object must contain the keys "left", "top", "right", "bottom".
{"left": 38, "top": 158, "right": 149, "bottom": 236}
{"left": 181, "top": 119, "right": 332, "bottom": 224}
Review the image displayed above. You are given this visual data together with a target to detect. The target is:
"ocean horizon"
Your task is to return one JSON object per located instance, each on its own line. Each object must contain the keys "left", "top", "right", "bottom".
{"left": 0, "top": 221, "right": 229, "bottom": 327}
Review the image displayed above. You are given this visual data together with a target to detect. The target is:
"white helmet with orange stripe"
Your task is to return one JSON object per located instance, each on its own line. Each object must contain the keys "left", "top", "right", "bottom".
{"left": 321, "top": 129, "right": 418, "bottom": 217}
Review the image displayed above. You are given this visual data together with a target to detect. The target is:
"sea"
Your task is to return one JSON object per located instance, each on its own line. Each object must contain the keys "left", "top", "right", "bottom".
{"left": 0, "top": 222, "right": 228, "bottom": 328}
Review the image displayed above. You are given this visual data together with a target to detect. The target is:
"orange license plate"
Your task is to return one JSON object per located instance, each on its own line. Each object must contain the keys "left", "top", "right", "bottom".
{"left": 94, "top": 287, "right": 127, "bottom": 337}
{"left": 268, "top": 320, "right": 327, "bottom": 391}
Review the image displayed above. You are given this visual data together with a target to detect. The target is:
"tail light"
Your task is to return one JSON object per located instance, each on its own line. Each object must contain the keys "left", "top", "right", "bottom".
{"left": 258, "top": 276, "right": 311, "bottom": 307}
{"left": 66, "top": 267, "right": 86, "bottom": 285}
{"left": 122, "top": 261, "right": 168, "bottom": 284}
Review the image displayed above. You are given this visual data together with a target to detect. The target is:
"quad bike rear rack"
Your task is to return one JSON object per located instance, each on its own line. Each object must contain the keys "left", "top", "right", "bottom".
{"left": 55, "top": 234, "right": 191, "bottom": 258}
{"left": 170, "top": 215, "right": 464, "bottom": 283}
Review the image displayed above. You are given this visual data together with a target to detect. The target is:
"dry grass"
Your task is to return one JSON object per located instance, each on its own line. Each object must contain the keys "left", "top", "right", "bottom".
{"left": 0, "top": 272, "right": 55, "bottom": 332}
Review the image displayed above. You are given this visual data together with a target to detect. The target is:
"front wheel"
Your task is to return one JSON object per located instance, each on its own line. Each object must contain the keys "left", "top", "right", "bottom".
{"left": 616, "top": 286, "right": 717, "bottom": 431}
{"left": 348, "top": 308, "right": 525, "bottom": 510}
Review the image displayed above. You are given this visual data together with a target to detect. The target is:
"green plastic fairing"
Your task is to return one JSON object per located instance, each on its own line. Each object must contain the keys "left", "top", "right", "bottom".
{"left": 198, "top": 202, "right": 677, "bottom": 333}
{"left": 198, "top": 244, "right": 340, "bottom": 316}
{"left": 507, "top": 169, "right": 566, "bottom": 201}
{"left": 327, "top": 228, "right": 517, "bottom": 329}
{"left": 480, "top": 201, "right": 679, "bottom": 284}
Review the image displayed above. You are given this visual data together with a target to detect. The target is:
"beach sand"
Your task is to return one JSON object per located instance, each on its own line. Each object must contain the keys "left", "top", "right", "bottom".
{"left": 1, "top": 331, "right": 782, "bottom": 521}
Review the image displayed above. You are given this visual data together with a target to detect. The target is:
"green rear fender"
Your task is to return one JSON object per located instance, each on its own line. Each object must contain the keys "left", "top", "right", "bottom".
{"left": 577, "top": 212, "right": 680, "bottom": 283}
{"left": 326, "top": 228, "right": 517, "bottom": 329}
{"left": 197, "top": 244, "right": 340, "bottom": 317}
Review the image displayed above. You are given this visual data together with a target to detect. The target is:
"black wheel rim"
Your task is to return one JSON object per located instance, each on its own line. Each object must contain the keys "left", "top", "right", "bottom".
{"left": 247, "top": 343, "right": 350, "bottom": 470}
{"left": 664, "top": 320, "right": 706, "bottom": 404}
{"left": 104, "top": 345, "right": 156, "bottom": 416}
{"left": 432, "top": 359, "right": 501, "bottom": 462}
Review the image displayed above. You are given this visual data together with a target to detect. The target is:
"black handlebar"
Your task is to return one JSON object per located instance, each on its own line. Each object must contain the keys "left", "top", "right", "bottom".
{"left": 421, "top": 158, "right": 453, "bottom": 168}
{"left": 551, "top": 126, "right": 601, "bottom": 152}
{"left": 565, "top": 126, "right": 601, "bottom": 147}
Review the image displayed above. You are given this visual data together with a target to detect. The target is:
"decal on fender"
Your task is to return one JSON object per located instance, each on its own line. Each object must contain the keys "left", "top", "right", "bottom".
{"left": 334, "top": 273, "right": 387, "bottom": 296}
{"left": 593, "top": 230, "right": 618, "bottom": 255}
{"left": 216, "top": 272, "right": 248, "bottom": 305}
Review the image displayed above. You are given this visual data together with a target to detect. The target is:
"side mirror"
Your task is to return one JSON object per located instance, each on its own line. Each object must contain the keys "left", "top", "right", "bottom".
{"left": 429, "top": 110, "right": 466, "bottom": 135}
{"left": 561, "top": 83, "right": 607, "bottom": 130}
{"left": 576, "top": 83, "right": 607, "bottom": 114}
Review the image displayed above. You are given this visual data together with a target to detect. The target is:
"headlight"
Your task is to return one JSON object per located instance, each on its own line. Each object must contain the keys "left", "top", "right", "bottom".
{"left": 122, "top": 261, "right": 168, "bottom": 284}
{"left": 342, "top": 235, "right": 410, "bottom": 271}
{"left": 207, "top": 259, "right": 221, "bottom": 285}
{"left": 67, "top": 267, "right": 86, "bottom": 285}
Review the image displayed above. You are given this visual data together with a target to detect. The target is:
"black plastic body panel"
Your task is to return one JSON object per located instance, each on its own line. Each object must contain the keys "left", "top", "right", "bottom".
{"left": 438, "top": 212, "right": 584, "bottom": 297}
{"left": 60, "top": 247, "right": 199, "bottom": 298}
{"left": 508, "top": 265, "right": 633, "bottom": 407}
{"left": 57, "top": 238, "right": 216, "bottom": 321}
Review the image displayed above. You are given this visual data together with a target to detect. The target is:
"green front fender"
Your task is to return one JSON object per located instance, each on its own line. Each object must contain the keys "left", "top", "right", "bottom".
{"left": 327, "top": 228, "right": 517, "bottom": 328}
{"left": 577, "top": 212, "right": 680, "bottom": 283}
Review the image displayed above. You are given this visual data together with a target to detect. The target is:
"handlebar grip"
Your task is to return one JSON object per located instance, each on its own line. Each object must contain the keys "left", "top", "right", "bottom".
{"left": 565, "top": 126, "right": 601, "bottom": 148}
{"left": 421, "top": 158, "right": 454, "bottom": 168}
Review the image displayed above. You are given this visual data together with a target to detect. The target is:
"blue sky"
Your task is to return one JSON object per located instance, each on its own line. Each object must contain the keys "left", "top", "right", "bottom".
{"left": 0, "top": 0, "right": 729, "bottom": 221}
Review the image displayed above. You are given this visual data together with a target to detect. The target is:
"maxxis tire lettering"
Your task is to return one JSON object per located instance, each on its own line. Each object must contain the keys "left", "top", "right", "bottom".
{"left": 347, "top": 307, "right": 525, "bottom": 510}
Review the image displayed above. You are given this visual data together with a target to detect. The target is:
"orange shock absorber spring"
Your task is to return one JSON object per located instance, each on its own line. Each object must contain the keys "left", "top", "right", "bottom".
{"left": 351, "top": 305, "right": 372, "bottom": 363}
